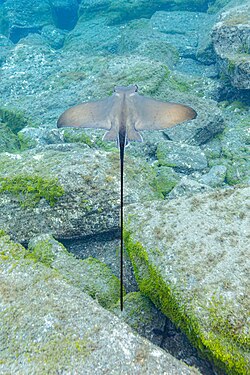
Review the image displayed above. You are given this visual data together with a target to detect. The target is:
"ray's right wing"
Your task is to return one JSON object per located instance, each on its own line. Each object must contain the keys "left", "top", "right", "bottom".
{"left": 57, "top": 96, "right": 115, "bottom": 130}
{"left": 133, "top": 95, "right": 197, "bottom": 131}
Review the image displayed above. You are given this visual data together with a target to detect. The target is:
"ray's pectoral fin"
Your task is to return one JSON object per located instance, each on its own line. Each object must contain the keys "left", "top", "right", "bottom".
{"left": 133, "top": 96, "right": 197, "bottom": 131}
{"left": 57, "top": 96, "right": 114, "bottom": 130}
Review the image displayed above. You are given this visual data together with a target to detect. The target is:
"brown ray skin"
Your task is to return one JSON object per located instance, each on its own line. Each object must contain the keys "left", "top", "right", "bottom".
{"left": 57, "top": 85, "right": 197, "bottom": 311}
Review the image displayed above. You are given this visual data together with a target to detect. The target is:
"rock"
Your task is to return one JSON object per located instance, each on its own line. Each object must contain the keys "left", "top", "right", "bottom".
{"left": 79, "top": 0, "right": 209, "bottom": 23}
{"left": 201, "top": 137, "right": 222, "bottom": 160}
{"left": 28, "top": 234, "right": 121, "bottom": 309}
{"left": 1, "top": 0, "right": 78, "bottom": 44}
{"left": 153, "top": 166, "right": 181, "bottom": 197}
{"left": 64, "top": 17, "right": 121, "bottom": 55}
{"left": 41, "top": 25, "right": 66, "bottom": 49}
{"left": 175, "top": 58, "right": 218, "bottom": 79}
{"left": 17, "top": 126, "right": 64, "bottom": 150}
{"left": 211, "top": 4, "right": 250, "bottom": 90}
{"left": 0, "top": 234, "right": 201, "bottom": 374}
{"left": 207, "top": 0, "right": 250, "bottom": 15}
{"left": 168, "top": 176, "right": 212, "bottom": 198}
{"left": 0, "top": 124, "right": 20, "bottom": 153}
{"left": 209, "top": 115, "right": 250, "bottom": 185}
{"left": 2, "top": 0, "right": 53, "bottom": 43}
{"left": 0, "top": 144, "right": 161, "bottom": 242}
{"left": 125, "top": 186, "right": 250, "bottom": 374}
{"left": 0, "top": 34, "right": 13, "bottom": 66}
{"left": 157, "top": 141, "right": 208, "bottom": 172}
{"left": 150, "top": 11, "right": 215, "bottom": 60}
{"left": 198, "top": 165, "right": 227, "bottom": 187}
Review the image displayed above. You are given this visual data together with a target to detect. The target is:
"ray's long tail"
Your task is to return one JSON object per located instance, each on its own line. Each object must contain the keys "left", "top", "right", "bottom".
{"left": 119, "top": 140, "right": 125, "bottom": 311}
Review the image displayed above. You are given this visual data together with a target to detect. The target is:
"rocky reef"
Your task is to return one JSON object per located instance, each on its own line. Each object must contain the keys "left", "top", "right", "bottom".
{"left": 0, "top": 0, "right": 249, "bottom": 373}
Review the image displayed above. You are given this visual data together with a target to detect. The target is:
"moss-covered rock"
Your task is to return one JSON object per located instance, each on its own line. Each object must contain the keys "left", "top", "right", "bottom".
{"left": 1, "top": 235, "right": 199, "bottom": 374}
{"left": 211, "top": 4, "right": 250, "bottom": 90}
{"left": 0, "top": 175, "right": 64, "bottom": 208}
{"left": 153, "top": 166, "right": 180, "bottom": 196}
{"left": 0, "top": 123, "right": 20, "bottom": 152}
{"left": 208, "top": 116, "right": 250, "bottom": 185}
{"left": 0, "top": 108, "right": 32, "bottom": 134}
{"left": 0, "top": 145, "right": 162, "bottom": 242}
{"left": 125, "top": 186, "right": 250, "bottom": 374}
{"left": 0, "top": 108, "right": 34, "bottom": 152}
{"left": 157, "top": 141, "right": 208, "bottom": 172}
{"left": 28, "top": 234, "right": 122, "bottom": 309}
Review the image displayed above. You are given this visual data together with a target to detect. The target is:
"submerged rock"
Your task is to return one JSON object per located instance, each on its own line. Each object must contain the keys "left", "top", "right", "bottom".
{"left": 2, "top": 0, "right": 53, "bottom": 43}
{"left": 212, "top": 4, "right": 250, "bottom": 90}
{"left": 168, "top": 176, "right": 212, "bottom": 198}
{"left": 0, "top": 234, "right": 200, "bottom": 374}
{"left": 0, "top": 35, "right": 13, "bottom": 66}
{"left": 125, "top": 186, "right": 250, "bottom": 374}
{"left": 0, "top": 144, "right": 161, "bottom": 242}
{"left": 79, "top": 0, "right": 209, "bottom": 23}
{"left": 198, "top": 165, "right": 227, "bottom": 187}
{"left": 150, "top": 11, "right": 215, "bottom": 60}
{"left": 157, "top": 141, "right": 208, "bottom": 172}
{"left": 28, "top": 234, "right": 121, "bottom": 309}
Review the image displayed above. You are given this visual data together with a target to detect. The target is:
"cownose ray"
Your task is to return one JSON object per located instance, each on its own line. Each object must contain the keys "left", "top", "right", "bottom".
{"left": 57, "top": 84, "right": 197, "bottom": 311}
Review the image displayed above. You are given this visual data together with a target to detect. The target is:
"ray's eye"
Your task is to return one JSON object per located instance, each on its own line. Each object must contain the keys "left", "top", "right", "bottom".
{"left": 134, "top": 85, "right": 138, "bottom": 92}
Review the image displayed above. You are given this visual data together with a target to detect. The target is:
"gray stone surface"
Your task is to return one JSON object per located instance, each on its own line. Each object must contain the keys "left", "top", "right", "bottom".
{"left": 28, "top": 234, "right": 121, "bottom": 309}
{"left": 168, "top": 176, "right": 212, "bottom": 198}
{"left": 2, "top": 0, "right": 53, "bottom": 43}
{"left": 0, "top": 234, "right": 201, "bottom": 374}
{"left": 157, "top": 141, "right": 208, "bottom": 172}
{"left": 0, "top": 144, "right": 161, "bottom": 242}
{"left": 150, "top": 11, "right": 215, "bottom": 59}
{"left": 125, "top": 186, "right": 250, "bottom": 374}
{"left": 41, "top": 25, "right": 66, "bottom": 49}
{"left": 211, "top": 4, "right": 250, "bottom": 89}
{"left": 0, "top": 34, "right": 13, "bottom": 66}
{"left": 208, "top": 113, "right": 250, "bottom": 185}
{"left": 198, "top": 165, "right": 227, "bottom": 187}
{"left": 79, "top": 0, "right": 209, "bottom": 23}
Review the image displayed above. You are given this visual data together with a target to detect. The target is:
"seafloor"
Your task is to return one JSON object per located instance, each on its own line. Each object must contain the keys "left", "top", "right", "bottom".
{"left": 0, "top": 0, "right": 249, "bottom": 374}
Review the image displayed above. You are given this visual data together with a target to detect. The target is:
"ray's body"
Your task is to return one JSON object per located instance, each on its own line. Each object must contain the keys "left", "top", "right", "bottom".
{"left": 57, "top": 85, "right": 197, "bottom": 310}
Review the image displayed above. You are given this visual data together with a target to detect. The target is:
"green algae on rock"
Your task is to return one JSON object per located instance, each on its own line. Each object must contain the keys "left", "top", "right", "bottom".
{"left": 0, "top": 175, "right": 64, "bottom": 208}
{"left": 124, "top": 186, "right": 250, "bottom": 374}
{"left": 0, "top": 108, "right": 32, "bottom": 134}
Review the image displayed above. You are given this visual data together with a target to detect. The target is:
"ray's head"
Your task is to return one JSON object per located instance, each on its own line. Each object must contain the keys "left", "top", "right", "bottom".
{"left": 113, "top": 84, "right": 138, "bottom": 97}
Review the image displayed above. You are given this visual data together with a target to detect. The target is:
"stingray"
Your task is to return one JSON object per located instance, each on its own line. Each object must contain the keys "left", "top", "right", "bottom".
{"left": 57, "top": 84, "right": 197, "bottom": 310}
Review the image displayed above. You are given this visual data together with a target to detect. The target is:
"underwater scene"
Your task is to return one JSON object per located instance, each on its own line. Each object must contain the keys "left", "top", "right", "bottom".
{"left": 0, "top": 0, "right": 249, "bottom": 374}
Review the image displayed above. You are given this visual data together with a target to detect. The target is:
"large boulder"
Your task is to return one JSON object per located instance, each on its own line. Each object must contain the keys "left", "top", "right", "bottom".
{"left": 150, "top": 11, "right": 215, "bottom": 60}
{"left": 0, "top": 144, "right": 161, "bottom": 243}
{"left": 1, "top": 0, "right": 78, "bottom": 43}
{"left": 125, "top": 186, "right": 250, "bottom": 374}
{"left": 1, "top": 0, "right": 53, "bottom": 43}
{"left": 79, "top": 0, "right": 209, "bottom": 23}
{"left": 211, "top": 4, "right": 250, "bottom": 89}
{"left": 0, "top": 234, "right": 201, "bottom": 374}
